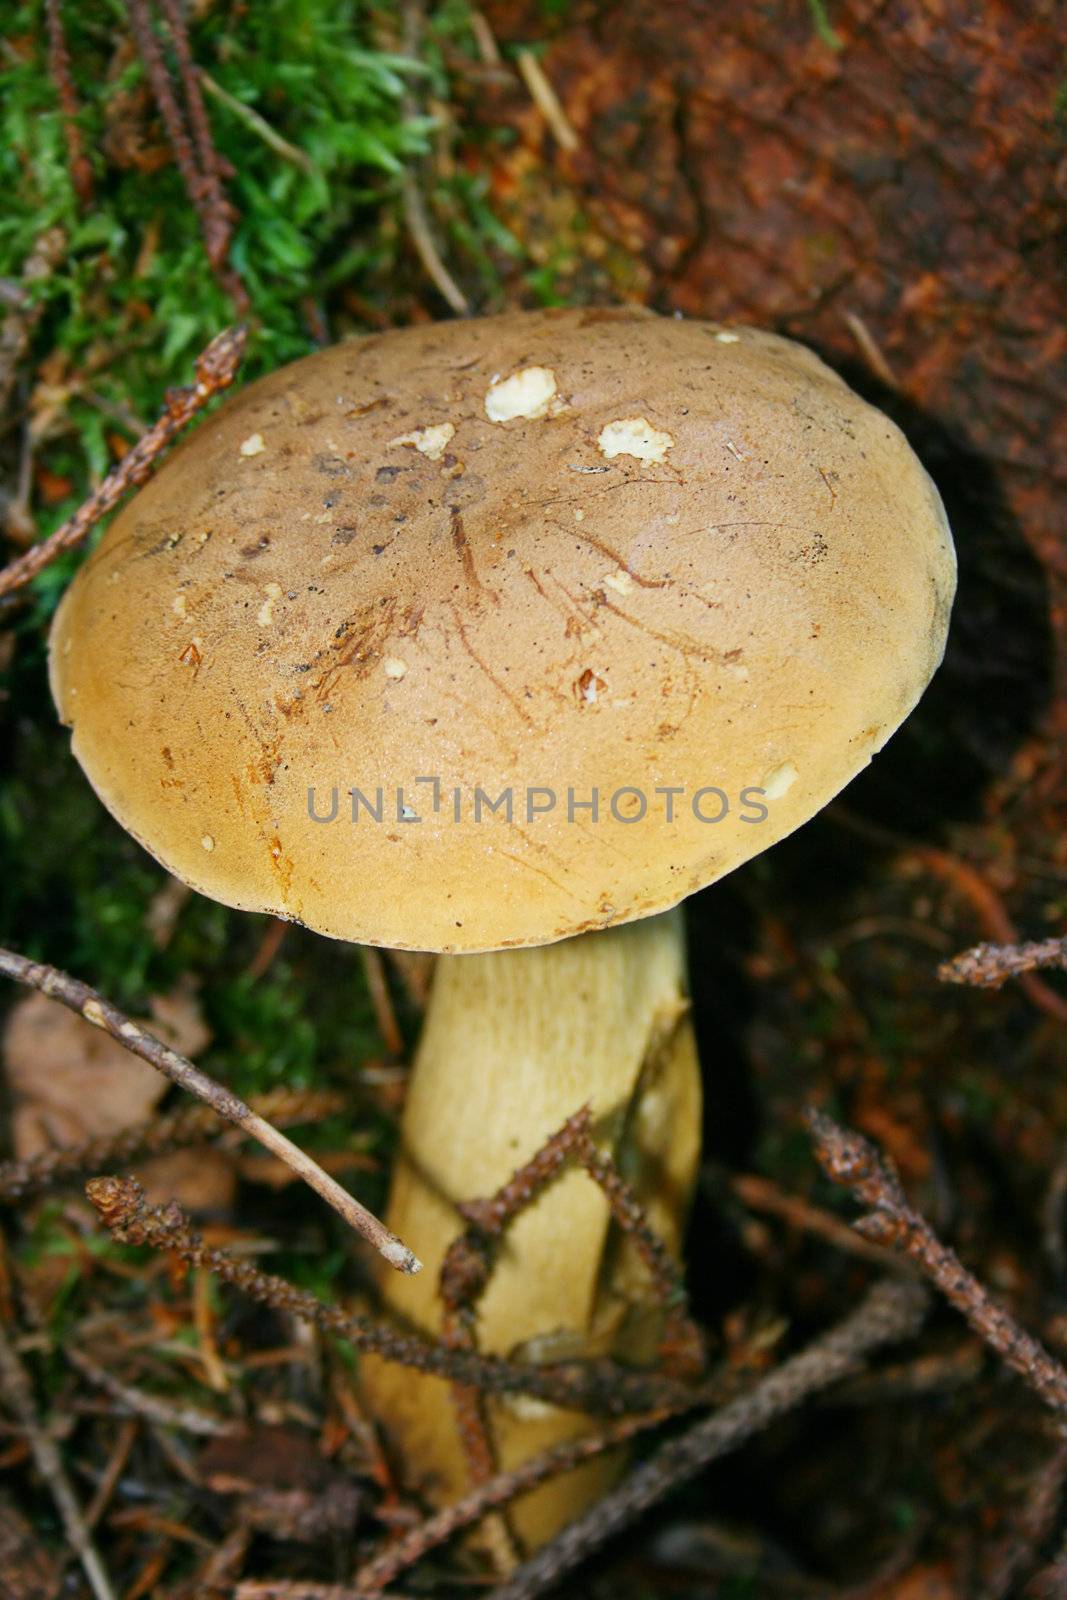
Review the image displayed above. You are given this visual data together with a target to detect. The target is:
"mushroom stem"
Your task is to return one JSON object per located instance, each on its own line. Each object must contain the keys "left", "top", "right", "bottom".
{"left": 362, "top": 910, "right": 701, "bottom": 1550}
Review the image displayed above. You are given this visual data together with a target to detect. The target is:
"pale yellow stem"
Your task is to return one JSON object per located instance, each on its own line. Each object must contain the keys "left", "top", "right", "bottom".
{"left": 361, "top": 911, "right": 702, "bottom": 1550}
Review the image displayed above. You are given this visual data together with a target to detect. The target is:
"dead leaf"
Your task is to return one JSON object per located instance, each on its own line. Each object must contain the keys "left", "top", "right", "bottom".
{"left": 2, "top": 985, "right": 232, "bottom": 1210}
{"left": 4, "top": 987, "right": 207, "bottom": 1157}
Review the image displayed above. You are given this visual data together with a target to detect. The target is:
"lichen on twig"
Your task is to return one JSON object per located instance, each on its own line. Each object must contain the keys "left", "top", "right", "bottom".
{"left": 84, "top": 1175, "right": 697, "bottom": 1417}
{"left": 806, "top": 1107, "right": 1067, "bottom": 1415}
{"left": 938, "top": 935, "right": 1067, "bottom": 992}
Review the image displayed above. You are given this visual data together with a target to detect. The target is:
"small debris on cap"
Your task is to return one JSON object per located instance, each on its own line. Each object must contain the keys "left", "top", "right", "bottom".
{"left": 761, "top": 761, "right": 798, "bottom": 799}
{"left": 240, "top": 433, "right": 266, "bottom": 457}
{"left": 597, "top": 417, "right": 674, "bottom": 464}
{"left": 258, "top": 583, "right": 282, "bottom": 626}
{"left": 387, "top": 423, "right": 456, "bottom": 462}
{"left": 485, "top": 366, "right": 560, "bottom": 423}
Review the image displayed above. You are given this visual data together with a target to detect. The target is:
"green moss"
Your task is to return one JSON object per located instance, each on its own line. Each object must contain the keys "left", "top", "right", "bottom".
{"left": 1, "top": 0, "right": 429, "bottom": 547}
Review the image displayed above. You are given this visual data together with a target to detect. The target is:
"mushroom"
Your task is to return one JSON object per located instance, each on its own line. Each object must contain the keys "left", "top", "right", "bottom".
{"left": 48, "top": 307, "right": 956, "bottom": 1548}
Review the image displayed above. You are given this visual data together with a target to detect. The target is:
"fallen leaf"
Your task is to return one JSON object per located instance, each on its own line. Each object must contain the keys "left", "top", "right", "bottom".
{"left": 4, "top": 988, "right": 208, "bottom": 1157}
{"left": 2, "top": 986, "right": 232, "bottom": 1211}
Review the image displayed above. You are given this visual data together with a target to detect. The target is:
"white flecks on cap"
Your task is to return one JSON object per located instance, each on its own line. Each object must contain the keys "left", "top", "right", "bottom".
{"left": 172, "top": 593, "right": 187, "bottom": 618}
{"left": 713, "top": 330, "right": 741, "bottom": 343}
{"left": 383, "top": 657, "right": 408, "bottom": 680}
{"left": 603, "top": 569, "right": 633, "bottom": 595}
{"left": 597, "top": 417, "right": 674, "bottom": 463}
{"left": 387, "top": 422, "right": 456, "bottom": 462}
{"left": 761, "top": 761, "right": 798, "bottom": 799}
{"left": 257, "top": 583, "right": 283, "bottom": 626}
{"left": 201, "top": 834, "right": 216, "bottom": 851}
{"left": 240, "top": 432, "right": 266, "bottom": 457}
{"left": 484, "top": 366, "right": 559, "bottom": 423}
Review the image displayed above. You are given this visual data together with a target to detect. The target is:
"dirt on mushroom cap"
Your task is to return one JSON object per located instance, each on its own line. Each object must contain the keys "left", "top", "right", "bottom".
{"left": 48, "top": 307, "right": 956, "bottom": 952}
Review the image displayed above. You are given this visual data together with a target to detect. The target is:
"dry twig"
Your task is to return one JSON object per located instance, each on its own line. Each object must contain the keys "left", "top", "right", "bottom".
{"left": 435, "top": 1104, "right": 703, "bottom": 1539}
{"left": 915, "top": 848, "right": 1067, "bottom": 1024}
{"left": 484, "top": 1279, "right": 928, "bottom": 1600}
{"left": 939, "top": 935, "right": 1067, "bottom": 991}
{"left": 0, "top": 947, "right": 418, "bottom": 1274}
{"left": 0, "top": 1085, "right": 345, "bottom": 1202}
{"left": 397, "top": 3, "right": 470, "bottom": 315}
{"left": 236, "top": 1585, "right": 413, "bottom": 1600}
{"left": 0, "top": 326, "right": 246, "bottom": 598}
{"left": 0, "top": 1318, "right": 116, "bottom": 1600}
{"left": 125, "top": 0, "right": 247, "bottom": 306}
{"left": 82, "top": 1418, "right": 139, "bottom": 1533}
{"left": 85, "top": 1177, "right": 697, "bottom": 1416}
{"left": 729, "top": 1169, "right": 907, "bottom": 1272}
{"left": 44, "top": 0, "right": 93, "bottom": 206}
{"left": 841, "top": 309, "right": 898, "bottom": 390}
{"left": 198, "top": 69, "right": 317, "bottom": 173}
{"left": 514, "top": 48, "right": 579, "bottom": 152}
{"left": 806, "top": 1108, "right": 1067, "bottom": 1413}
{"left": 355, "top": 1410, "right": 672, "bottom": 1592}
{"left": 67, "top": 1346, "right": 238, "bottom": 1437}
{"left": 360, "top": 947, "right": 404, "bottom": 1058}
{"left": 979, "top": 1433, "right": 1067, "bottom": 1600}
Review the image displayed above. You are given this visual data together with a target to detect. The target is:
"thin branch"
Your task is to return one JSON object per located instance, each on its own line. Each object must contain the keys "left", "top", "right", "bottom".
{"left": 83, "top": 1417, "right": 139, "bottom": 1532}
{"left": 400, "top": 174, "right": 470, "bottom": 316}
{"left": 0, "top": 947, "right": 418, "bottom": 1275}
{"left": 915, "top": 848, "right": 1067, "bottom": 1024}
{"left": 356, "top": 1410, "right": 672, "bottom": 1592}
{"left": 979, "top": 1433, "right": 1067, "bottom": 1600}
{"left": 939, "top": 935, "right": 1067, "bottom": 991}
{"left": 0, "top": 1318, "right": 116, "bottom": 1600}
{"left": 84, "top": 1177, "right": 698, "bottom": 1417}
{"left": 360, "top": 947, "right": 404, "bottom": 1058}
{"left": 435, "top": 1105, "right": 703, "bottom": 1519}
{"left": 67, "top": 1346, "right": 239, "bottom": 1437}
{"left": 514, "top": 48, "right": 579, "bottom": 152}
{"left": 484, "top": 1279, "right": 929, "bottom": 1600}
{"left": 0, "top": 1085, "right": 345, "bottom": 1202}
{"left": 0, "top": 325, "right": 246, "bottom": 598}
{"left": 397, "top": 0, "right": 470, "bottom": 315}
{"left": 729, "top": 1169, "right": 909, "bottom": 1273}
{"left": 806, "top": 1108, "right": 1067, "bottom": 1414}
{"left": 44, "top": 0, "right": 94, "bottom": 206}
{"left": 125, "top": 0, "right": 247, "bottom": 306}
{"left": 198, "top": 68, "right": 317, "bottom": 174}
{"left": 454, "top": 1106, "right": 701, "bottom": 1377}
{"left": 236, "top": 1585, "right": 414, "bottom": 1600}
{"left": 841, "top": 309, "right": 898, "bottom": 390}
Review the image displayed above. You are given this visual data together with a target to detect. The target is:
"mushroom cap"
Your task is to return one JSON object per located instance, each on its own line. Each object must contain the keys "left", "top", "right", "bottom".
{"left": 49, "top": 308, "right": 955, "bottom": 952}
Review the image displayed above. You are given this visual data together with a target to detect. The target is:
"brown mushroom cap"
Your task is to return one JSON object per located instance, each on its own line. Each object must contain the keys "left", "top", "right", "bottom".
{"left": 49, "top": 307, "right": 955, "bottom": 952}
